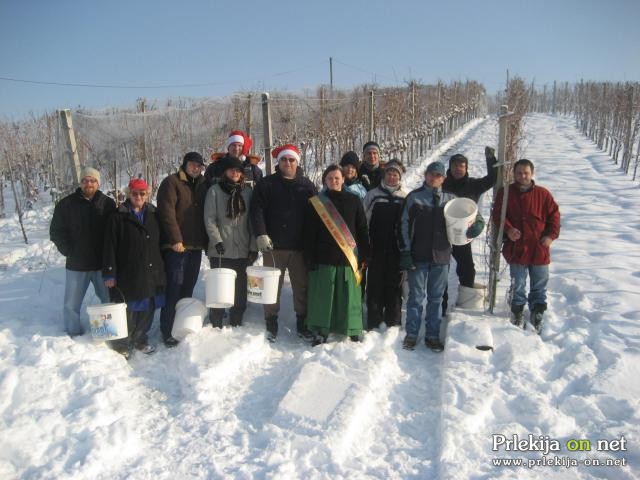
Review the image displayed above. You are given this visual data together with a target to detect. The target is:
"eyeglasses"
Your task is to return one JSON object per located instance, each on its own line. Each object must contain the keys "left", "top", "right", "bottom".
{"left": 130, "top": 191, "right": 146, "bottom": 197}
{"left": 279, "top": 157, "right": 297, "bottom": 163}
{"left": 81, "top": 178, "right": 98, "bottom": 184}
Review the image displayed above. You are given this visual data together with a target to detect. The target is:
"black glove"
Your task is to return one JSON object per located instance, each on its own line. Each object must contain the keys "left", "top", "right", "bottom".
{"left": 247, "top": 251, "right": 258, "bottom": 265}
{"left": 399, "top": 252, "right": 415, "bottom": 271}
{"left": 485, "top": 146, "right": 496, "bottom": 162}
{"left": 215, "top": 242, "right": 225, "bottom": 255}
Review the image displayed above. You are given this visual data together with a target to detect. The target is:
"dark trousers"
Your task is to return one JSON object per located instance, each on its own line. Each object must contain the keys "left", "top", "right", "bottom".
{"left": 109, "top": 299, "right": 155, "bottom": 354}
{"left": 208, "top": 257, "right": 248, "bottom": 326}
{"left": 366, "top": 255, "right": 404, "bottom": 329}
{"left": 442, "top": 242, "right": 475, "bottom": 314}
{"left": 160, "top": 249, "right": 203, "bottom": 340}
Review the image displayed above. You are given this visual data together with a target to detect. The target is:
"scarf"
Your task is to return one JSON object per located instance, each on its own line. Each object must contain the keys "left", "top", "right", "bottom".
{"left": 218, "top": 177, "right": 246, "bottom": 219}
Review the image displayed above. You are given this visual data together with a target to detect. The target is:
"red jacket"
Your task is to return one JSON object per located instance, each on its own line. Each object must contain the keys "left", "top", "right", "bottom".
{"left": 492, "top": 182, "right": 560, "bottom": 265}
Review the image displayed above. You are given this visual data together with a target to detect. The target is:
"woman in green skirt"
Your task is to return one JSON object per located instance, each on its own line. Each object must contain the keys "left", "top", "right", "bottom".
{"left": 304, "top": 164, "right": 370, "bottom": 344}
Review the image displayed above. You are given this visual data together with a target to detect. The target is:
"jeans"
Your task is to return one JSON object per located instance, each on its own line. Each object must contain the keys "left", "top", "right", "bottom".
{"left": 64, "top": 269, "right": 110, "bottom": 336}
{"left": 405, "top": 262, "right": 448, "bottom": 340}
{"left": 160, "top": 249, "right": 203, "bottom": 340}
{"left": 509, "top": 263, "right": 549, "bottom": 310}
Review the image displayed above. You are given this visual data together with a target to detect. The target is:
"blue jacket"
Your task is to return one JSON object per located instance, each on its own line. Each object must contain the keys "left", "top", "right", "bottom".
{"left": 398, "top": 184, "right": 455, "bottom": 265}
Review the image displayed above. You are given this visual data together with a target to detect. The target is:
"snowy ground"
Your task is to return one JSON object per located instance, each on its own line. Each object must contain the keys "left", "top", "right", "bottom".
{"left": 0, "top": 115, "right": 638, "bottom": 479}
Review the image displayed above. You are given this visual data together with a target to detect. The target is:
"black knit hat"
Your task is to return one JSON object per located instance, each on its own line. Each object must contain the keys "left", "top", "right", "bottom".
{"left": 220, "top": 155, "right": 243, "bottom": 172}
{"left": 182, "top": 151, "right": 205, "bottom": 168}
{"left": 449, "top": 153, "right": 468, "bottom": 168}
{"left": 362, "top": 141, "right": 380, "bottom": 153}
{"left": 339, "top": 151, "right": 360, "bottom": 170}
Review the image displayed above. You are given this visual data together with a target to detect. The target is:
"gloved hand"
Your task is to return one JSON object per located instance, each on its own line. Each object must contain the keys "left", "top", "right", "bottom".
{"left": 247, "top": 251, "right": 258, "bottom": 265}
{"left": 399, "top": 251, "right": 415, "bottom": 271}
{"left": 485, "top": 146, "right": 496, "bottom": 161}
{"left": 215, "top": 242, "right": 225, "bottom": 255}
{"left": 256, "top": 235, "right": 274, "bottom": 252}
{"left": 466, "top": 214, "right": 485, "bottom": 239}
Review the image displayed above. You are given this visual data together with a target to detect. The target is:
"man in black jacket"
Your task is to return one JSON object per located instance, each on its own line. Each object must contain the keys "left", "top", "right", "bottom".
{"left": 441, "top": 147, "right": 497, "bottom": 315}
{"left": 250, "top": 144, "right": 317, "bottom": 342}
{"left": 359, "top": 141, "right": 384, "bottom": 191}
{"left": 50, "top": 167, "right": 116, "bottom": 337}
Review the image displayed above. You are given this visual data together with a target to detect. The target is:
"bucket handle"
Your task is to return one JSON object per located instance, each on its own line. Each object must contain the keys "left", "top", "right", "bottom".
{"left": 218, "top": 254, "right": 222, "bottom": 269}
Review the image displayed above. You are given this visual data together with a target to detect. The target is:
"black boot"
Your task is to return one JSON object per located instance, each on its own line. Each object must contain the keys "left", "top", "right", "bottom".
{"left": 266, "top": 315, "right": 278, "bottom": 342}
{"left": 296, "top": 315, "right": 314, "bottom": 342}
{"left": 530, "top": 303, "right": 547, "bottom": 334}
{"left": 510, "top": 304, "right": 524, "bottom": 327}
{"left": 209, "top": 309, "right": 223, "bottom": 329}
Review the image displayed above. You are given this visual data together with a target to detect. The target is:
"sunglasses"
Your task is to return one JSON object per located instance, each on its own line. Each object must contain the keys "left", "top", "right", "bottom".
{"left": 279, "top": 157, "right": 297, "bottom": 163}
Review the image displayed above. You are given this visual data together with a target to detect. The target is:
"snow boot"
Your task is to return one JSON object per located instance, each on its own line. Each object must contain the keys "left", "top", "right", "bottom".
{"left": 530, "top": 303, "right": 547, "bottom": 334}
{"left": 425, "top": 337, "right": 445, "bottom": 352}
{"left": 311, "top": 334, "right": 328, "bottom": 347}
{"left": 209, "top": 309, "right": 223, "bottom": 329}
{"left": 402, "top": 334, "right": 417, "bottom": 351}
{"left": 510, "top": 304, "right": 525, "bottom": 328}
{"left": 266, "top": 315, "right": 278, "bottom": 343}
{"left": 296, "top": 315, "right": 315, "bottom": 342}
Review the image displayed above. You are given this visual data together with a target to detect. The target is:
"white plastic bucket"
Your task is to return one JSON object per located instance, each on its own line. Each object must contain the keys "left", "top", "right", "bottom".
{"left": 88, "top": 303, "right": 128, "bottom": 341}
{"left": 456, "top": 284, "right": 486, "bottom": 310}
{"left": 172, "top": 297, "right": 207, "bottom": 340}
{"left": 205, "top": 268, "right": 237, "bottom": 308}
{"left": 444, "top": 198, "right": 479, "bottom": 246}
{"left": 246, "top": 266, "right": 281, "bottom": 304}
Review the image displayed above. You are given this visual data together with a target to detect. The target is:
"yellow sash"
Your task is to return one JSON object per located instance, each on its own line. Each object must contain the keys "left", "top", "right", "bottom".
{"left": 310, "top": 194, "right": 362, "bottom": 285}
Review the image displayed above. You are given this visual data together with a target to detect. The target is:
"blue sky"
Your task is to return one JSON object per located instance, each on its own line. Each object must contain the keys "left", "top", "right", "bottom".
{"left": 1, "top": 0, "right": 638, "bottom": 119}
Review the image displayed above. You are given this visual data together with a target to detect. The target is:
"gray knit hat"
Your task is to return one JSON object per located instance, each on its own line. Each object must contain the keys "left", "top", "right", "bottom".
{"left": 81, "top": 167, "right": 101, "bottom": 184}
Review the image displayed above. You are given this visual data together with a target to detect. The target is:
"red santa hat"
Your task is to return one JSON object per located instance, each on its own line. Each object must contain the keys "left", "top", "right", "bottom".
{"left": 271, "top": 144, "right": 301, "bottom": 162}
{"left": 225, "top": 130, "right": 253, "bottom": 157}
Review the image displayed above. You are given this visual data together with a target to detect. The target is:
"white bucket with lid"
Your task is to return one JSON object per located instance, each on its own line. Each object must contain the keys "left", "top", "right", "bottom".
{"left": 172, "top": 297, "right": 206, "bottom": 340}
{"left": 88, "top": 303, "right": 128, "bottom": 341}
{"left": 246, "top": 266, "right": 281, "bottom": 304}
{"left": 205, "top": 268, "right": 237, "bottom": 308}
{"left": 444, "top": 197, "right": 479, "bottom": 246}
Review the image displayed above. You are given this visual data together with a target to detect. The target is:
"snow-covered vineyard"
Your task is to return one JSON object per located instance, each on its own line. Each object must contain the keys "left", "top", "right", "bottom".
{"left": 0, "top": 115, "right": 638, "bottom": 479}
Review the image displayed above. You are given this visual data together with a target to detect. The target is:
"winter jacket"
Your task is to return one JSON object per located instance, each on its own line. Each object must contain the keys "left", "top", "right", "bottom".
{"left": 363, "top": 183, "right": 408, "bottom": 258}
{"left": 492, "top": 182, "right": 560, "bottom": 265}
{"left": 344, "top": 177, "right": 367, "bottom": 200}
{"left": 242, "top": 157, "right": 263, "bottom": 186}
{"left": 399, "top": 184, "right": 456, "bottom": 265}
{"left": 156, "top": 168, "right": 209, "bottom": 250}
{"left": 204, "top": 182, "right": 256, "bottom": 259}
{"left": 250, "top": 169, "right": 317, "bottom": 250}
{"left": 304, "top": 189, "right": 370, "bottom": 267}
{"left": 442, "top": 154, "right": 497, "bottom": 202}
{"left": 359, "top": 163, "right": 383, "bottom": 191}
{"left": 50, "top": 188, "right": 116, "bottom": 271}
{"left": 102, "top": 202, "right": 166, "bottom": 302}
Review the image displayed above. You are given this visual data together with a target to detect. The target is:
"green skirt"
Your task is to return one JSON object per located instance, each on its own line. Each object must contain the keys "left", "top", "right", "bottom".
{"left": 306, "top": 264, "right": 363, "bottom": 336}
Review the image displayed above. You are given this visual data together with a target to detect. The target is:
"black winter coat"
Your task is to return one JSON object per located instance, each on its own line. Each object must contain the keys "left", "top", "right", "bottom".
{"left": 364, "top": 185, "right": 407, "bottom": 258}
{"left": 304, "top": 189, "right": 370, "bottom": 267}
{"left": 442, "top": 155, "right": 497, "bottom": 202}
{"left": 50, "top": 189, "right": 116, "bottom": 271}
{"left": 250, "top": 170, "right": 317, "bottom": 250}
{"left": 103, "top": 202, "right": 166, "bottom": 302}
{"left": 359, "top": 163, "right": 383, "bottom": 191}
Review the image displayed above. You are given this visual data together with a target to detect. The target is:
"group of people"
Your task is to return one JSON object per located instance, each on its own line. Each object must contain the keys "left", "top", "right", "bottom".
{"left": 50, "top": 128, "right": 560, "bottom": 358}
